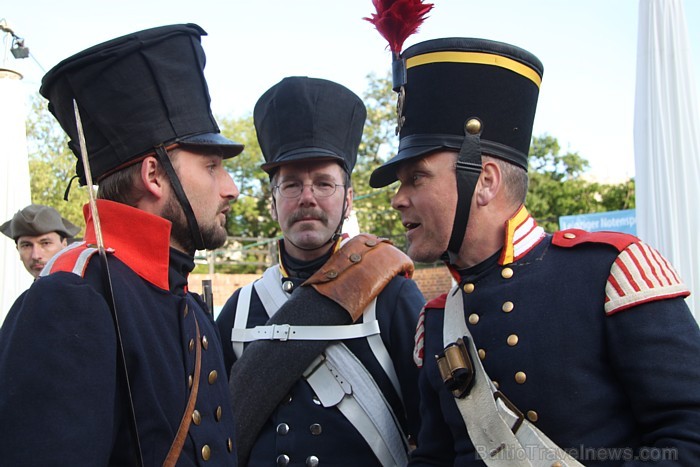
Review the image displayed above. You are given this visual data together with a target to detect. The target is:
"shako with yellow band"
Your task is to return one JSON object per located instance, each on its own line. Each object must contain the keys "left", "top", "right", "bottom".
{"left": 370, "top": 37, "right": 543, "bottom": 186}
{"left": 370, "top": 37, "right": 543, "bottom": 257}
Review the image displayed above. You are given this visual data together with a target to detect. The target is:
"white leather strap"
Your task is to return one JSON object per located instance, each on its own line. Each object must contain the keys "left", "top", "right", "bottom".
{"left": 232, "top": 282, "right": 254, "bottom": 358}
{"left": 443, "top": 286, "right": 583, "bottom": 466}
{"left": 304, "top": 343, "right": 408, "bottom": 467}
{"left": 364, "top": 299, "right": 403, "bottom": 402}
{"left": 254, "top": 266, "right": 289, "bottom": 318}
{"left": 231, "top": 320, "right": 380, "bottom": 342}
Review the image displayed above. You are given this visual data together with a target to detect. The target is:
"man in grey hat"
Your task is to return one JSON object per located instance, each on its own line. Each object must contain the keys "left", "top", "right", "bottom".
{"left": 1, "top": 204, "right": 80, "bottom": 279}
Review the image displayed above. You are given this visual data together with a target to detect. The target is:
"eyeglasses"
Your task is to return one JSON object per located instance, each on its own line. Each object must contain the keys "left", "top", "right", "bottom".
{"left": 272, "top": 180, "right": 345, "bottom": 199}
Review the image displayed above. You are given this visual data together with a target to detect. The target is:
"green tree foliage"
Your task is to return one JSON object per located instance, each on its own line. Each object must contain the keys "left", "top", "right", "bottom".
{"left": 353, "top": 73, "right": 406, "bottom": 248}
{"left": 527, "top": 134, "right": 635, "bottom": 232}
{"left": 215, "top": 114, "right": 280, "bottom": 273}
{"left": 25, "top": 94, "right": 89, "bottom": 236}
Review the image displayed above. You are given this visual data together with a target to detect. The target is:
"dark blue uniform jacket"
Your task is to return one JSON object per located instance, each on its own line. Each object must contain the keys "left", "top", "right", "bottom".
{"left": 0, "top": 200, "right": 236, "bottom": 466}
{"left": 410, "top": 207, "right": 700, "bottom": 466}
{"left": 217, "top": 240, "right": 424, "bottom": 466}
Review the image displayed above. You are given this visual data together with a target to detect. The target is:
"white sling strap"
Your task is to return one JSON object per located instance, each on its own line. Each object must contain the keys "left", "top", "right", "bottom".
{"left": 364, "top": 300, "right": 403, "bottom": 402}
{"left": 442, "top": 285, "right": 583, "bottom": 466}
{"left": 232, "top": 282, "right": 254, "bottom": 359}
{"left": 303, "top": 342, "right": 409, "bottom": 467}
{"left": 254, "top": 266, "right": 289, "bottom": 316}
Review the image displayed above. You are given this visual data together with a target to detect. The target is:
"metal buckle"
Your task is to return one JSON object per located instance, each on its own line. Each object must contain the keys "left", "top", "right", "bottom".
{"left": 436, "top": 336, "right": 475, "bottom": 398}
{"left": 271, "top": 324, "right": 291, "bottom": 341}
{"left": 494, "top": 391, "right": 525, "bottom": 434}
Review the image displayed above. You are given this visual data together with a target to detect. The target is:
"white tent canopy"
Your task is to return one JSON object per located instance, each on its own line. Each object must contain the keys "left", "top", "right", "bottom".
{"left": 634, "top": 0, "right": 700, "bottom": 320}
{"left": 0, "top": 70, "right": 33, "bottom": 322}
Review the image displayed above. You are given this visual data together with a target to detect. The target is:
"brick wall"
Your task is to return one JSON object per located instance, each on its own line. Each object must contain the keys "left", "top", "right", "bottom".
{"left": 190, "top": 264, "right": 454, "bottom": 310}
{"left": 412, "top": 265, "right": 455, "bottom": 301}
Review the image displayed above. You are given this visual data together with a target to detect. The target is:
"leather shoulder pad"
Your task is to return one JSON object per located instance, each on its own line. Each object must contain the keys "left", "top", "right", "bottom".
{"left": 552, "top": 228, "right": 638, "bottom": 252}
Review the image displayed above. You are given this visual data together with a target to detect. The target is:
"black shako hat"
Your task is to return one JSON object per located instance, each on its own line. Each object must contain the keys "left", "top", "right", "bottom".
{"left": 370, "top": 37, "right": 543, "bottom": 188}
{"left": 254, "top": 76, "right": 366, "bottom": 175}
{"left": 40, "top": 23, "right": 243, "bottom": 185}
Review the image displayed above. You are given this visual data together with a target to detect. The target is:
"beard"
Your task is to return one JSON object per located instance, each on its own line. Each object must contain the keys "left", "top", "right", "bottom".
{"left": 162, "top": 195, "right": 228, "bottom": 254}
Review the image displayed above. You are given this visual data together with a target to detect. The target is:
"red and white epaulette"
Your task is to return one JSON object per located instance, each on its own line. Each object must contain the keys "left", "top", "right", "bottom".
{"left": 553, "top": 229, "right": 690, "bottom": 315}
{"left": 413, "top": 293, "right": 448, "bottom": 368}
{"left": 40, "top": 241, "right": 101, "bottom": 278}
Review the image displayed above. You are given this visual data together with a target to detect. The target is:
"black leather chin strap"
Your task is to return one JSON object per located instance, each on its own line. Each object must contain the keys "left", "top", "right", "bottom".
{"left": 447, "top": 132, "right": 483, "bottom": 255}
{"left": 155, "top": 146, "right": 205, "bottom": 252}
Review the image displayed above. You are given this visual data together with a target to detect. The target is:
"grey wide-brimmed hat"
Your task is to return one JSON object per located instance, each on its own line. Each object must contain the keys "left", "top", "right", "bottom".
{"left": 1, "top": 204, "right": 80, "bottom": 241}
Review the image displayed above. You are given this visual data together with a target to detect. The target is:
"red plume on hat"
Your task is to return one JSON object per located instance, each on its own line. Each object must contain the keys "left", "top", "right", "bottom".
{"left": 364, "top": 0, "right": 434, "bottom": 58}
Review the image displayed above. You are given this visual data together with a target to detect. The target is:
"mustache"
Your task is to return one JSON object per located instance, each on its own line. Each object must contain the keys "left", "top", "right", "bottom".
{"left": 288, "top": 208, "right": 329, "bottom": 225}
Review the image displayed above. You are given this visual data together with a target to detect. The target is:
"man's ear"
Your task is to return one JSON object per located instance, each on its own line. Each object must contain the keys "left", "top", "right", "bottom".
{"left": 270, "top": 198, "right": 278, "bottom": 221}
{"left": 140, "top": 156, "right": 166, "bottom": 199}
{"left": 475, "top": 160, "right": 501, "bottom": 206}
{"left": 344, "top": 186, "right": 354, "bottom": 218}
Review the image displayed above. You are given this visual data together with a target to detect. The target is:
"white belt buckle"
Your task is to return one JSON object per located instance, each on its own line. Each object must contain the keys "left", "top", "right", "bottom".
{"left": 271, "top": 324, "right": 291, "bottom": 341}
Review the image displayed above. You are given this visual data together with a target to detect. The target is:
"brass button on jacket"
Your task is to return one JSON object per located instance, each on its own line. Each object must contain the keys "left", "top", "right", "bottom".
{"left": 527, "top": 410, "right": 539, "bottom": 422}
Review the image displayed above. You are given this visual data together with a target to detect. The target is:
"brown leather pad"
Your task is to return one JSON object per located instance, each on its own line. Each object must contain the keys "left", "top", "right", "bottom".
{"left": 302, "top": 233, "right": 414, "bottom": 321}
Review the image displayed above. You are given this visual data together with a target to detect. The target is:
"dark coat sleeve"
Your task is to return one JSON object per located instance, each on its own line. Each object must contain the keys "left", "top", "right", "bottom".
{"left": 606, "top": 297, "right": 700, "bottom": 466}
{"left": 376, "top": 275, "right": 425, "bottom": 441}
{"left": 0, "top": 273, "right": 119, "bottom": 466}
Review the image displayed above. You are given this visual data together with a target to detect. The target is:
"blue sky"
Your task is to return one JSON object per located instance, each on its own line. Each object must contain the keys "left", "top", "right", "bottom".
{"left": 2, "top": 0, "right": 699, "bottom": 183}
